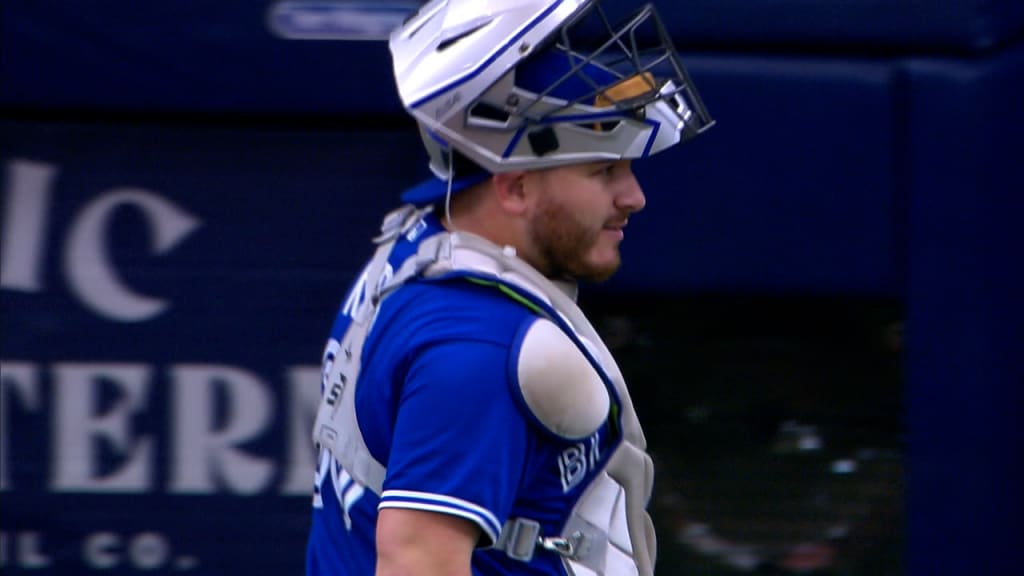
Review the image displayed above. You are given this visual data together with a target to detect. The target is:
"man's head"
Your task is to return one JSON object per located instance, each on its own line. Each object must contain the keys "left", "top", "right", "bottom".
{"left": 388, "top": 0, "right": 712, "bottom": 279}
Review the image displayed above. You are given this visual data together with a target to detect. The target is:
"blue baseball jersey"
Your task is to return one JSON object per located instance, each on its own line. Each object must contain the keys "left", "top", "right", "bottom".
{"left": 306, "top": 212, "right": 620, "bottom": 575}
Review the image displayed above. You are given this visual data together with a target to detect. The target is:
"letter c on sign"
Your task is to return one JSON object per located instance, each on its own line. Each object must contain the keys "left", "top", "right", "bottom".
{"left": 83, "top": 531, "right": 121, "bottom": 569}
{"left": 64, "top": 188, "right": 201, "bottom": 322}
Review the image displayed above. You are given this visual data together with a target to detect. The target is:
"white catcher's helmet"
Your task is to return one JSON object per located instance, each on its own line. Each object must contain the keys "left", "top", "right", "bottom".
{"left": 390, "top": 0, "right": 713, "bottom": 199}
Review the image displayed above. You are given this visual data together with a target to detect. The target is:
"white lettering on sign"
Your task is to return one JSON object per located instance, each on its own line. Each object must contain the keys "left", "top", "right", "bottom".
{"left": 169, "top": 365, "right": 275, "bottom": 495}
{"left": 0, "top": 360, "right": 321, "bottom": 496}
{"left": 51, "top": 363, "right": 155, "bottom": 492}
{"left": 0, "top": 160, "right": 56, "bottom": 292}
{"left": 0, "top": 531, "right": 52, "bottom": 569}
{"left": 283, "top": 365, "right": 322, "bottom": 494}
{"left": 1, "top": 158, "right": 202, "bottom": 322}
{"left": 65, "top": 188, "right": 201, "bottom": 321}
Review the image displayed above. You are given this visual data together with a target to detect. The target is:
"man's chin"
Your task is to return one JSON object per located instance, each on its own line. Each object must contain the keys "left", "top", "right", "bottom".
{"left": 574, "top": 257, "right": 621, "bottom": 283}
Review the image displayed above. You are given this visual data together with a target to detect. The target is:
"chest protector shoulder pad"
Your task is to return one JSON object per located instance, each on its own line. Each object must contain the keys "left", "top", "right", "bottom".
{"left": 517, "top": 318, "right": 611, "bottom": 440}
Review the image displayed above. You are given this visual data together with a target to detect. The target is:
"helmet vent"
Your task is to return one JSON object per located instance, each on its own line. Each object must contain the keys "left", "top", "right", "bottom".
{"left": 401, "top": 0, "right": 446, "bottom": 40}
{"left": 436, "top": 21, "right": 489, "bottom": 52}
{"left": 528, "top": 127, "right": 560, "bottom": 157}
{"left": 469, "top": 101, "right": 511, "bottom": 124}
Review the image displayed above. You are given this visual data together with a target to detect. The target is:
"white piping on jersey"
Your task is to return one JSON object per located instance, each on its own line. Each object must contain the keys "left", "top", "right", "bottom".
{"left": 332, "top": 460, "right": 365, "bottom": 530}
{"left": 380, "top": 489, "right": 504, "bottom": 543}
{"left": 379, "top": 505, "right": 501, "bottom": 545}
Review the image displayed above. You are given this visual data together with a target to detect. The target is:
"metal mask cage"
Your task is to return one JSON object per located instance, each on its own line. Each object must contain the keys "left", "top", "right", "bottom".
{"left": 511, "top": 1, "right": 714, "bottom": 140}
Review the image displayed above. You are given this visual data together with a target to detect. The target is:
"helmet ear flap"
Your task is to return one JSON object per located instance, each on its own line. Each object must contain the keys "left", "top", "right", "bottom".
{"left": 418, "top": 124, "right": 490, "bottom": 180}
{"left": 417, "top": 124, "right": 450, "bottom": 179}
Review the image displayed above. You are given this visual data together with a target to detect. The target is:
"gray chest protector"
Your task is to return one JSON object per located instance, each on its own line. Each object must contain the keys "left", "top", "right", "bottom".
{"left": 312, "top": 205, "right": 657, "bottom": 576}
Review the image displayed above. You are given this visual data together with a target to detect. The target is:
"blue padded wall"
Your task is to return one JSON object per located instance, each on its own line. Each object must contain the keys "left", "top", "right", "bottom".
{"left": 610, "top": 54, "right": 903, "bottom": 295}
{"left": 903, "top": 43, "right": 1024, "bottom": 576}
{"left": 659, "top": 0, "right": 1024, "bottom": 52}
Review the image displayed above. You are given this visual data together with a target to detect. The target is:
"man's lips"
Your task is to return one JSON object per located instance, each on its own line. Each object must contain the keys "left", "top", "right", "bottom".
{"left": 603, "top": 220, "right": 628, "bottom": 239}
{"left": 604, "top": 219, "right": 628, "bottom": 232}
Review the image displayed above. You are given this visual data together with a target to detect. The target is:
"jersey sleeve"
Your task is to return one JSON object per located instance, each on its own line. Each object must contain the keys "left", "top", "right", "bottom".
{"left": 378, "top": 337, "right": 530, "bottom": 547}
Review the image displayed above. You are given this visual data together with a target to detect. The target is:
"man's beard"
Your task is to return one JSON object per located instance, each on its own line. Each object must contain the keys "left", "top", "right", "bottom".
{"left": 529, "top": 195, "right": 620, "bottom": 282}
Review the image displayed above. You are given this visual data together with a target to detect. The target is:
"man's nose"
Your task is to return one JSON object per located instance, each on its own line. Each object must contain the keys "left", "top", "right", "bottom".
{"left": 617, "top": 172, "right": 646, "bottom": 214}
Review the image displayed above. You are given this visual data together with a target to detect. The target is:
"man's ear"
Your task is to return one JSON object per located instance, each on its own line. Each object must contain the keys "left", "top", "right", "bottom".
{"left": 492, "top": 171, "right": 528, "bottom": 215}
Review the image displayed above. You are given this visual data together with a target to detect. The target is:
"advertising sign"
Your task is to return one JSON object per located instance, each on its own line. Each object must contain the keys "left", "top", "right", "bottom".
{"left": 1, "top": 119, "right": 428, "bottom": 574}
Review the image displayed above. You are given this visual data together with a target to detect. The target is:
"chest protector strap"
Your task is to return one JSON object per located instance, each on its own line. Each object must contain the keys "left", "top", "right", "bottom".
{"left": 313, "top": 205, "right": 436, "bottom": 492}
{"left": 312, "top": 206, "right": 657, "bottom": 576}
